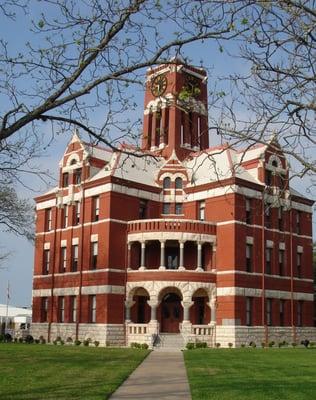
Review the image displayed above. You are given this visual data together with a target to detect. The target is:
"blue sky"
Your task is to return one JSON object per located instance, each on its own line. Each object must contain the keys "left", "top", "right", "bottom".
{"left": 0, "top": 3, "right": 314, "bottom": 307}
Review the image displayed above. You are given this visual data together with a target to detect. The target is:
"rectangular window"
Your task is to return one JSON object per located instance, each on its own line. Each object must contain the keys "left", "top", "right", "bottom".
{"left": 71, "top": 244, "right": 78, "bottom": 272}
{"left": 69, "top": 296, "right": 77, "bottom": 323}
{"left": 245, "top": 198, "right": 252, "bottom": 224}
{"left": 41, "top": 297, "right": 48, "bottom": 322}
{"left": 58, "top": 297, "right": 65, "bottom": 323}
{"left": 62, "top": 172, "right": 69, "bottom": 187}
{"left": 297, "top": 253, "right": 302, "bottom": 278}
{"left": 139, "top": 199, "right": 147, "bottom": 219}
{"left": 278, "top": 207, "right": 283, "bottom": 231}
{"left": 162, "top": 203, "right": 170, "bottom": 215}
{"left": 91, "top": 242, "right": 98, "bottom": 270}
{"left": 246, "top": 244, "right": 253, "bottom": 273}
{"left": 198, "top": 201, "right": 205, "bottom": 221}
{"left": 45, "top": 208, "right": 52, "bottom": 231}
{"left": 265, "top": 170, "right": 272, "bottom": 186}
{"left": 296, "top": 211, "right": 301, "bottom": 234}
{"left": 43, "top": 249, "right": 50, "bottom": 275}
{"left": 266, "top": 298, "right": 272, "bottom": 326}
{"left": 175, "top": 203, "right": 183, "bottom": 215}
{"left": 265, "top": 205, "right": 271, "bottom": 228}
{"left": 74, "top": 201, "right": 80, "bottom": 225}
{"left": 89, "top": 295, "right": 97, "bottom": 323}
{"left": 266, "top": 247, "right": 272, "bottom": 274}
{"left": 62, "top": 206, "right": 68, "bottom": 229}
{"left": 297, "top": 301, "right": 303, "bottom": 326}
{"left": 74, "top": 169, "right": 82, "bottom": 185}
{"left": 246, "top": 297, "right": 253, "bottom": 326}
{"left": 279, "top": 249, "right": 285, "bottom": 276}
{"left": 280, "top": 300, "right": 285, "bottom": 327}
{"left": 60, "top": 247, "right": 67, "bottom": 273}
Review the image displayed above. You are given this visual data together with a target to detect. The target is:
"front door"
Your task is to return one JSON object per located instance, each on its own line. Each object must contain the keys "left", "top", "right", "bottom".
{"left": 161, "top": 293, "right": 183, "bottom": 333}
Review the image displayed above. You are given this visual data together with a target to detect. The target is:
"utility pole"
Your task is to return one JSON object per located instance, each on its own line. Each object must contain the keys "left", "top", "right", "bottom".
{"left": 5, "top": 281, "right": 10, "bottom": 334}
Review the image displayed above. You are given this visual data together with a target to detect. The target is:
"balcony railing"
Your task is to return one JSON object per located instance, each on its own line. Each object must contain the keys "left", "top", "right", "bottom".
{"left": 192, "top": 324, "right": 215, "bottom": 336}
{"left": 128, "top": 219, "right": 216, "bottom": 235}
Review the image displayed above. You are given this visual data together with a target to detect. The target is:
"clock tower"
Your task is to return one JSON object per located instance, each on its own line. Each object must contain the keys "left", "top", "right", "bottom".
{"left": 141, "top": 59, "right": 209, "bottom": 160}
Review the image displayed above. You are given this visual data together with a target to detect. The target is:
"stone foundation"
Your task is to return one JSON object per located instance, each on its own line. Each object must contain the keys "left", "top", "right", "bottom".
{"left": 30, "top": 323, "right": 125, "bottom": 346}
{"left": 216, "top": 325, "right": 316, "bottom": 348}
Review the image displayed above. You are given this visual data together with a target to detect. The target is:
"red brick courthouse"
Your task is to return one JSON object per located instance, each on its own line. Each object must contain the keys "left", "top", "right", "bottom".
{"left": 31, "top": 60, "right": 315, "bottom": 347}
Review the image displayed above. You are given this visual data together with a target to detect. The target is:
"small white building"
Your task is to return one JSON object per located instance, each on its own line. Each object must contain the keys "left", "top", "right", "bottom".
{"left": 0, "top": 304, "right": 32, "bottom": 337}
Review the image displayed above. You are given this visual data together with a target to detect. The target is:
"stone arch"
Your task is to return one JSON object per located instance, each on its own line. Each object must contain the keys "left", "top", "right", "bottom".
{"left": 268, "top": 154, "right": 282, "bottom": 169}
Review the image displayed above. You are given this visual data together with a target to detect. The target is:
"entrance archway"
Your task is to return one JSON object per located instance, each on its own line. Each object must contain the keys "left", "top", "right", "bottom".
{"left": 160, "top": 292, "right": 183, "bottom": 333}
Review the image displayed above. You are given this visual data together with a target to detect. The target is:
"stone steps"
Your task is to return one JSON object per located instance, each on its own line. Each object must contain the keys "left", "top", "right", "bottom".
{"left": 154, "top": 333, "right": 185, "bottom": 350}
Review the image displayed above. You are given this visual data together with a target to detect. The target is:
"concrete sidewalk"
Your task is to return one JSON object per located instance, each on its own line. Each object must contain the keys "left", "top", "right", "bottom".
{"left": 109, "top": 351, "right": 192, "bottom": 400}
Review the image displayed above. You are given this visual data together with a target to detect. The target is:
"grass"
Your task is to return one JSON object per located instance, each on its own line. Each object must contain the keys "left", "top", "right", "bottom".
{"left": 184, "top": 348, "right": 316, "bottom": 400}
{"left": 0, "top": 344, "right": 149, "bottom": 400}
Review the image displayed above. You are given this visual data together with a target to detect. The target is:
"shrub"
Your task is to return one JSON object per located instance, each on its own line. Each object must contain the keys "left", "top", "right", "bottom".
{"left": 0, "top": 334, "right": 4, "bottom": 343}
{"left": 60, "top": 340, "right": 65, "bottom": 345}
{"left": 301, "top": 339, "right": 310, "bottom": 348}
{"left": 74, "top": 340, "right": 81, "bottom": 346}
{"left": 34, "top": 339, "right": 40, "bottom": 344}
{"left": 196, "top": 342, "right": 207, "bottom": 349}
{"left": 309, "top": 342, "right": 315, "bottom": 348}
{"left": 278, "top": 342, "right": 283, "bottom": 348}
{"left": 228, "top": 343, "right": 233, "bottom": 348}
{"left": 186, "top": 342, "right": 195, "bottom": 350}
{"left": 268, "top": 341, "right": 275, "bottom": 348}
{"left": 240, "top": 343, "right": 246, "bottom": 348}
{"left": 53, "top": 340, "right": 58, "bottom": 345}
{"left": 249, "top": 341, "right": 256, "bottom": 348}
{"left": 56, "top": 336, "right": 62, "bottom": 342}
{"left": 4, "top": 333, "right": 12, "bottom": 343}
{"left": 14, "top": 338, "right": 18, "bottom": 343}
{"left": 40, "top": 338, "right": 46, "bottom": 344}
{"left": 130, "top": 342, "right": 144, "bottom": 349}
{"left": 261, "top": 342, "right": 266, "bottom": 348}
{"left": 94, "top": 341, "right": 100, "bottom": 347}
{"left": 66, "top": 337, "right": 73, "bottom": 344}
{"left": 215, "top": 343, "right": 221, "bottom": 348}
{"left": 18, "top": 337, "right": 23, "bottom": 343}
{"left": 141, "top": 343, "right": 149, "bottom": 349}
{"left": 291, "top": 342, "right": 297, "bottom": 347}
{"left": 83, "top": 338, "right": 91, "bottom": 347}
{"left": 25, "top": 335, "right": 34, "bottom": 344}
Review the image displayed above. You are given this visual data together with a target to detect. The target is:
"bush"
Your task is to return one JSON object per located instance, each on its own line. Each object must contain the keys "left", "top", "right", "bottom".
{"left": 40, "top": 338, "right": 46, "bottom": 344}
{"left": 0, "top": 334, "right": 4, "bottom": 343}
{"left": 130, "top": 342, "right": 141, "bottom": 349}
{"left": 186, "top": 342, "right": 195, "bottom": 350}
{"left": 268, "top": 341, "right": 275, "bottom": 348}
{"left": 66, "top": 337, "right": 73, "bottom": 344}
{"left": 83, "top": 338, "right": 91, "bottom": 347}
{"left": 291, "top": 342, "right": 297, "bottom": 347}
{"left": 215, "top": 343, "right": 221, "bottom": 348}
{"left": 4, "top": 333, "right": 12, "bottom": 343}
{"left": 18, "top": 337, "right": 23, "bottom": 343}
{"left": 14, "top": 338, "right": 18, "bottom": 343}
{"left": 249, "top": 341, "right": 256, "bottom": 348}
{"left": 60, "top": 340, "right": 65, "bottom": 345}
{"left": 56, "top": 336, "right": 62, "bottom": 342}
{"left": 301, "top": 339, "right": 310, "bottom": 348}
{"left": 53, "top": 340, "right": 58, "bottom": 345}
{"left": 309, "top": 342, "right": 315, "bottom": 347}
{"left": 94, "top": 341, "right": 100, "bottom": 347}
{"left": 25, "top": 335, "right": 34, "bottom": 344}
{"left": 228, "top": 343, "right": 233, "bottom": 348}
{"left": 261, "top": 342, "right": 266, "bottom": 348}
{"left": 240, "top": 343, "right": 246, "bottom": 348}
{"left": 74, "top": 340, "right": 81, "bottom": 346}
{"left": 196, "top": 342, "right": 207, "bottom": 349}
{"left": 141, "top": 343, "right": 149, "bottom": 349}
{"left": 34, "top": 339, "right": 40, "bottom": 344}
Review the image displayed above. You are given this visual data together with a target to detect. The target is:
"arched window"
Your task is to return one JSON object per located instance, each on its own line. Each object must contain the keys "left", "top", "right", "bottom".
{"left": 70, "top": 159, "right": 77, "bottom": 166}
{"left": 272, "top": 160, "right": 278, "bottom": 168}
{"left": 175, "top": 177, "right": 183, "bottom": 189}
{"left": 163, "top": 177, "right": 171, "bottom": 189}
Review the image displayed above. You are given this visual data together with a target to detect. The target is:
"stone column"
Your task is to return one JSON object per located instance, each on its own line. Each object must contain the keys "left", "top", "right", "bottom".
{"left": 209, "top": 298, "right": 217, "bottom": 325}
{"left": 159, "top": 240, "right": 166, "bottom": 270}
{"left": 151, "top": 111, "right": 157, "bottom": 149}
{"left": 211, "top": 245, "right": 217, "bottom": 271}
{"left": 196, "top": 242, "right": 203, "bottom": 271}
{"left": 140, "top": 241, "right": 146, "bottom": 270}
{"left": 127, "top": 242, "right": 132, "bottom": 270}
{"left": 182, "top": 301, "right": 194, "bottom": 322}
{"left": 178, "top": 241, "right": 185, "bottom": 270}
{"left": 159, "top": 107, "right": 167, "bottom": 148}
{"left": 147, "top": 299, "right": 159, "bottom": 336}
{"left": 181, "top": 301, "right": 193, "bottom": 337}
{"left": 125, "top": 300, "right": 135, "bottom": 322}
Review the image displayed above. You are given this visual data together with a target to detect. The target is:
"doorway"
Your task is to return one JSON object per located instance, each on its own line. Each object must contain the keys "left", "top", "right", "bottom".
{"left": 160, "top": 293, "right": 183, "bottom": 333}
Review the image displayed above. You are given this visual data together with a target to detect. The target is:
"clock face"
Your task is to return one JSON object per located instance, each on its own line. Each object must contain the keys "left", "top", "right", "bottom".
{"left": 151, "top": 74, "right": 168, "bottom": 97}
{"left": 185, "top": 74, "right": 200, "bottom": 97}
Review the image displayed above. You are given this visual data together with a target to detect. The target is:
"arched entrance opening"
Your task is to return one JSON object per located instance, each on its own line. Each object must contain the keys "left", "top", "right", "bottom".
{"left": 130, "top": 288, "right": 150, "bottom": 323}
{"left": 158, "top": 287, "right": 183, "bottom": 333}
{"left": 191, "top": 288, "right": 211, "bottom": 325}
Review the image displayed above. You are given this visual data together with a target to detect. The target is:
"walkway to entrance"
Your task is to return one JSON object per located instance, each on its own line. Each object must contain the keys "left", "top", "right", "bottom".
{"left": 109, "top": 351, "right": 191, "bottom": 400}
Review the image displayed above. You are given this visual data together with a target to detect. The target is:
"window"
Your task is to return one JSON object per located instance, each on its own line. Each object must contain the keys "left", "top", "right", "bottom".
{"left": 69, "top": 296, "right": 77, "bottom": 323}
{"left": 280, "top": 300, "right": 285, "bottom": 326}
{"left": 246, "top": 297, "right": 253, "bottom": 326}
{"left": 91, "top": 242, "right": 98, "bottom": 270}
{"left": 245, "top": 198, "right": 252, "bottom": 224}
{"left": 246, "top": 244, "right": 253, "bottom": 273}
{"left": 74, "top": 168, "right": 82, "bottom": 185}
{"left": 60, "top": 247, "right": 67, "bottom": 273}
{"left": 92, "top": 196, "right": 100, "bottom": 222}
{"left": 166, "top": 248, "right": 178, "bottom": 270}
{"left": 43, "top": 249, "right": 50, "bottom": 275}
{"left": 279, "top": 249, "right": 285, "bottom": 276}
{"left": 198, "top": 201, "right": 205, "bottom": 221}
{"left": 266, "top": 247, "right": 272, "bottom": 274}
{"left": 162, "top": 203, "right": 170, "bottom": 215}
{"left": 265, "top": 205, "right": 271, "bottom": 228}
{"left": 139, "top": 199, "right": 147, "bottom": 219}
{"left": 265, "top": 170, "right": 272, "bottom": 186}
{"left": 175, "top": 177, "right": 183, "bottom": 189}
{"left": 296, "top": 211, "right": 301, "bottom": 234}
{"left": 175, "top": 203, "right": 183, "bottom": 215}
{"left": 62, "top": 172, "right": 69, "bottom": 187}
{"left": 297, "top": 301, "right": 303, "bottom": 326}
{"left": 163, "top": 177, "right": 171, "bottom": 189}
{"left": 41, "top": 297, "right": 48, "bottom": 322}
{"left": 89, "top": 295, "right": 97, "bottom": 323}
{"left": 278, "top": 207, "right": 283, "bottom": 231}
{"left": 74, "top": 201, "right": 80, "bottom": 225}
{"left": 58, "top": 297, "right": 65, "bottom": 323}
{"left": 62, "top": 206, "right": 68, "bottom": 229}
{"left": 266, "top": 298, "right": 272, "bottom": 326}
{"left": 45, "top": 208, "right": 52, "bottom": 231}
{"left": 71, "top": 244, "right": 78, "bottom": 272}
{"left": 297, "top": 253, "right": 302, "bottom": 278}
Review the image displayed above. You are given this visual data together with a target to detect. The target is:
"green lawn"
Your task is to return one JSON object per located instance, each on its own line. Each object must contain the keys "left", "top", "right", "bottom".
{"left": 184, "top": 348, "right": 316, "bottom": 400}
{"left": 0, "top": 344, "right": 149, "bottom": 400}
